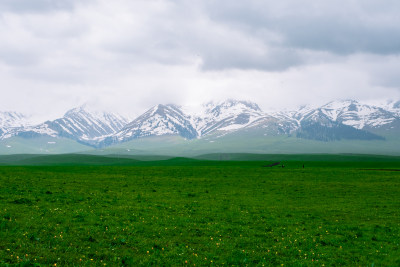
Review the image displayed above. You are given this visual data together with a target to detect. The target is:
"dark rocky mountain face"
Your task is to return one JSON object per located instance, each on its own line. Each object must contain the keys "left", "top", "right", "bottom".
{"left": 296, "top": 121, "right": 385, "bottom": 142}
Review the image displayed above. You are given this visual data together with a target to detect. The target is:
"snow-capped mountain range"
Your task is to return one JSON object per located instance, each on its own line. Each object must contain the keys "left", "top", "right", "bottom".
{"left": 3, "top": 106, "right": 129, "bottom": 145}
{"left": 1, "top": 99, "right": 399, "bottom": 149}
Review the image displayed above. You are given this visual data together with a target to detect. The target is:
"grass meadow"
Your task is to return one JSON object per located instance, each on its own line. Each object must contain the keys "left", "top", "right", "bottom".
{"left": 0, "top": 155, "right": 399, "bottom": 265}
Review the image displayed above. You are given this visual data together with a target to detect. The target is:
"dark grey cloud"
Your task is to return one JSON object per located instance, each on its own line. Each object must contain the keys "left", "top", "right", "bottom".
{"left": 204, "top": 0, "right": 400, "bottom": 56}
{"left": 278, "top": 16, "right": 400, "bottom": 55}
{"left": 0, "top": 49, "right": 39, "bottom": 66}
{"left": 199, "top": 47, "right": 301, "bottom": 71}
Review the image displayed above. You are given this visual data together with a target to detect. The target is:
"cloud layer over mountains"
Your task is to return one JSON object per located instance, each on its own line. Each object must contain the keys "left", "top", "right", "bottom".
{"left": 1, "top": 0, "right": 399, "bottom": 121}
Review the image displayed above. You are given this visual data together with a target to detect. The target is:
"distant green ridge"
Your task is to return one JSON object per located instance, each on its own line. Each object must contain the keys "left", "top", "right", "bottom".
{"left": 194, "top": 153, "right": 400, "bottom": 162}
{"left": 0, "top": 154, "right": 139, "bottom": 166}
{"left": 1, "top": 153, "right": 400, "bottom": 167}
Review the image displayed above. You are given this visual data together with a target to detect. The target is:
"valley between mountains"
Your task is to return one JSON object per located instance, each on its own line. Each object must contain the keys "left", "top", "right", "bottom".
{"left": 1, "top": 99, "right": 399, "bottom": 155}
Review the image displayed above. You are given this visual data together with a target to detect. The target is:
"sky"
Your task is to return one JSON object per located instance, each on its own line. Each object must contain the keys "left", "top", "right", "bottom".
{"left": 1, "top": 0, "right": 400, "bottom": 121}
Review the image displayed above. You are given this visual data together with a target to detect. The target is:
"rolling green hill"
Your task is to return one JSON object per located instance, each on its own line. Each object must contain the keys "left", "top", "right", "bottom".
{"left": 1, "top": 153, "right": 400, "bottom": 168}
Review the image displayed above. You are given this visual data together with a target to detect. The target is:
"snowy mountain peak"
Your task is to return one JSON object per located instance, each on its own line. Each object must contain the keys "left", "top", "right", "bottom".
{"left": 64, "top": 105, "right": 87, "bottom": 117}
{"left": 274, "top": 99, "right": 399, "bottom": 133}
{"left": 10, "top": 106, "right": 129, "bottom": 144}
{"left": 148, "top": 104, "right": 183, "bottom": 117}
{"left": 0, "top": 111, "right": 31, "bottom": 138}
{"left": 65, "top": 104, "right": 119, "bottom": 118}
{"left": 67, "top": 104, "right": 129, "bottom": 125}
{"left": 112, "top": 104, "right": 198, "bottom": 143}
{"left": 319, "top": 100, "right": 397, "bottom": 129}
{"left": 204, "top": 99, "right": 261, "bottom": 113}
{"left": 0, "top": 111, "right": 28, "bottom": 128}
{"left": 321, "top": 99, "right": 359, "bottom": 110}
{"left": 393, "top": 100, "right": 400, "bottom": 109}
{"left": 192, "top": 99, "right": 265, "bottom": 136}
{"left": 149, "top": 104, "right": 165, "bottom": 116}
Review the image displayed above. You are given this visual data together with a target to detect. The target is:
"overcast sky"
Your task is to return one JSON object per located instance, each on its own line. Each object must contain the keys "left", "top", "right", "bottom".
{"left": 1, "top": 0, "right": 400, "bottom": 120}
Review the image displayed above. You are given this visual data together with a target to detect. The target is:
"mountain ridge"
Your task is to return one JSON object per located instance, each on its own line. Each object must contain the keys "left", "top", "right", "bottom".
{"left": 3, "top": 105, "right": 129, "bottom": 146}
{"left": 0, "top": 99, "right": 399, "bottom": 153}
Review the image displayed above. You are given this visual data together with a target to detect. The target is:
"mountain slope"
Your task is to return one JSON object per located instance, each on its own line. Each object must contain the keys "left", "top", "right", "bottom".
{"left": 191, "top": 100, "right": 266, "bottom": 136}
{"left": 318, "top": 100, "right": 399, "bottom": 131}
{"left": 105, "top": 104, "right": 197, "bottom": 146}
{"left": 14, "top": 106, "right": 129, "bottom": 146}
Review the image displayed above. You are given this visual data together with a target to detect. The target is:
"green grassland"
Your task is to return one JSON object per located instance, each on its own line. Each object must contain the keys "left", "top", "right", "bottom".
{"left": 0, "top": 155, "right": 399, "bottom": 265}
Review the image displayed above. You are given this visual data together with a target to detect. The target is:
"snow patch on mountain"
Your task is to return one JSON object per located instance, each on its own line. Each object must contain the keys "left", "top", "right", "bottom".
{"left": 0, "top": 111, "right": 28, "bottom": 128}
{"left": 0, "top": 111, "right": 32, "bottom": 139}
{"left": 273, "top": 100, "right": 398, "bottom": 132}
{"left": 319, "top": 100, "right": 397, "bottom": 129}
{"left": 9, "top": 105, "right": 129, "bottom": 144}
{"left": 193, "top": 100, "right": 265, "bottom": 136}
{"left": 113, "top": 104, "right": 198, "bottom": 143}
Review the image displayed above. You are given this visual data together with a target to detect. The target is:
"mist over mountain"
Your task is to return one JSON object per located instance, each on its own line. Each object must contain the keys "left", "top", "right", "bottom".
{"left": 1, "top": 99, "right": 399, "bottom": 155}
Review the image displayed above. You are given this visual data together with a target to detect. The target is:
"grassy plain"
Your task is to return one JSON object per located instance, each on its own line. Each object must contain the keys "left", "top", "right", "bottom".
{"left": 0, "top": 155, "right": 399, "bottom": 265}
